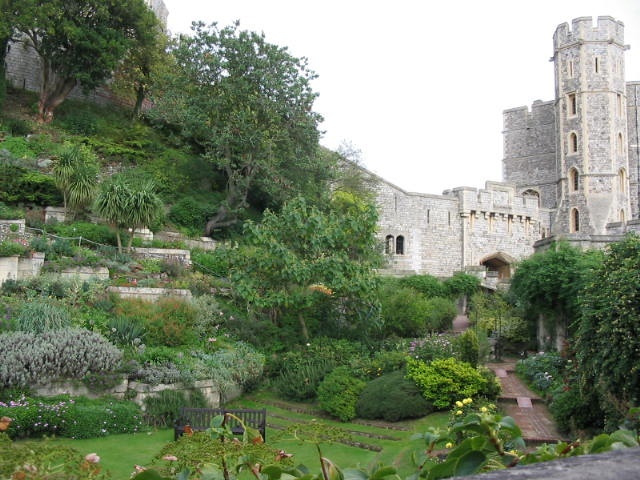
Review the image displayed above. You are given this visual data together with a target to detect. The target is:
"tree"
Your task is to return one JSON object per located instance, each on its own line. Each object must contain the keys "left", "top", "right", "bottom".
{"left": 227, "top": 194, "right": 382, "bottom": 341}
{"left": 0, "top": 0, "right": 16, "bottom": 106}
{"left": 574, "top": 234, "right": 640, "bottom": 429}
{"left": 93, "top": 173, "right": 163, "bottom": 253}
{"left": 9, "top": 0, "right": 158, "bottom": 122}
{"left": 52, "top": 143, "right": 99, "bottom": 219}
{"left": 149, "top": 22, "right": 324, "bottom": 234}
{"left": 110, "top": 9, "right": 167, "bottom": 117}
{"left": 508, "top": 241, "right": 602, "bottom": 348}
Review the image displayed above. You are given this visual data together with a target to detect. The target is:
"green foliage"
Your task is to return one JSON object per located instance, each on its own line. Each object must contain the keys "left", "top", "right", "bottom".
{"left": 424, "top": 297, "right": 457, "bottom": 331}
{"left": 168, "top": 196, "right": 218, "bottom": 236}
{"left": 0, "top": 160, "right": 62, "bottom": 206}
{"left": 106, "top": 315, "right": 146, "bottom": 348}
{"left": 53, "top": 142, "right": 100, "bottom": 216}
{"left": 0, "top": 239, "right": 29, "bottom": 256}
{"left": 15, "top": 297, "right": 71, "bottom": 333}
{"left": 228, "top": 196, "right": 381, "bottom": 341}
{"left": 509, "top": 242, "right": 602, "bottom": 342}
{"left": 144, "top": 389, "right": 208, "bottom": 428}
{"left": 444, "top": 272, "right": 481, "bottom": 298}
{"left": 0, "top": 328, "right": 122, "bottom": 388}
{"left": 141, "top": 298, "right": 198, "bottom": 347}
{"left": 406, "top": 358, "right": 489, "bottom": 409}
{"left": 453, "top": 329, "right": 480, "bottom": 367}
{"left": 48, "top": 221, "right": 119, "bottom": 245}
{"left": 0, "top": 201, "right": 24, "bottom": 220}
{"left": 574, "top": 233, "right": 640, "bottom": 429}
{"left": 516, "top": 352, "right": 565, "bottom": 394}
{"left": 0, "top": 394, "right": 144, "bottom": 439}
{"left": 380, "top": 284, "right": 433, "bottom": 337}
{"left": 549, "top": 387, "right": 603, "bottom": 435}
{"left": 149, "top": 21, "right": 326, "bottom": 232}
{"left": 56, "top": 108, "right": 99, "bottom": 135}
{"left": 356, "top": 369, "right": 434, "bottom": 421}
{"left": 399, "top": 274, "right": 448, "bottom": 298}
{"left": 317, "top": 366, "right": 366, "bottom": 421}
{"left": 351, "top": 349, "right": 407, "bottom": 380}
{"left": 0, "top": 434, "right": 107, "bottom": 478}
{"left": 407, "top": 334, "right": 456, "bottom": 363}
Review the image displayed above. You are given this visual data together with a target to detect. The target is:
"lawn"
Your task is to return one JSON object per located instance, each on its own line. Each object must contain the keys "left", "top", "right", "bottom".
{"left": 44, "top": 392, "right": 449, "bottom": 478}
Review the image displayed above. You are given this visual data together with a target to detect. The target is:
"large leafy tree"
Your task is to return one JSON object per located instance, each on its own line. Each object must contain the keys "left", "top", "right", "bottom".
{"left": 93, "top": 173, "right": 164, "bottom": 253}
{"left": 508, "top": 241, "right": 602, "bottom": 347}
{"left": 574, "top": 234, "right": 640, "bottom": 429}
{"left": 227, "top": 194, "right": 382, "bottom": 341}
{"left": 8, "top": 0, "right": 158, "bottom": 122}
{"left": 149, "top": 22, "right": 325, "bottom": 234}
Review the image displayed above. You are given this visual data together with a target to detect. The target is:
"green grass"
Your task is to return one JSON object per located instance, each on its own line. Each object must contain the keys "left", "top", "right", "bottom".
{"left": 52, "top": 429, "right": 173, "bottom": 479}
{"left": 38, "top": 391, "right": 449, "bottom": 478}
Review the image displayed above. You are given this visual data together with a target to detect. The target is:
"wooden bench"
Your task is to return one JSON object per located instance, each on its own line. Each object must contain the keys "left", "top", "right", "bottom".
{"left": 174, "top": 407, "right": 267, "bottom": 441}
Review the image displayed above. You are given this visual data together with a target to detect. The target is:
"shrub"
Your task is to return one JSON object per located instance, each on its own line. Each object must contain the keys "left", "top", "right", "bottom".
{"left": 192, "top": 248, "right": 230, "bottom": 277}
{"left": 444, "top": 272, "right": 481, "bottom": 299}
{"left": 0, "top": 433, "right": 105, "bottom": 478}
{"left": 399, "top": 274, "right": 448, "bottom": 298}
{"left": 0, "top": 239, "right": 28, "bottom": 257}
{"left": 56, "top": 109, "right": 99, "bottom": 135}
{"left": 168, "top": 196, "right": 217, "bottom": 235}
{"left": 0, "top": 329, "right": 122, "bottom": 388}
{"left": 356, "top": 369, "right": 434, "bottom": 421}
{"left": 424, "top": 297, "right": 457, "bottom": 331}
{"left": 317, "top": 366, "right": 366, "bottom": 422}
{"left": 453, "top": 329, "right": 480, "bottom": 367}
{"left": 272, "top": 358, "right": 335, "bottom": 401}
{"left": 63, "top": 396, "right": 145, "bottom": 439}
{"left": 381, "top": 286, "right": 433, "bottom": 337}
{"left": 0, "top": 162, "right": 62, "bottom": 206}
{"left": 408, "top": 333, "right": 456, "bottom": 362}
{"left": 15, "top": 297, "right": 71, "bottom": 333}
{"left": 351, "top": 349, "right": 407, "bottom": 380}
{"left": 144, "top": 389, "right": 208, "bottom": 428}
{"left": 549, "top": 387, "right": 603, "bottom": 435}
{"left": 0, "top": 202, "right": 24, "bottom": 220}
{"left": 2, "top": 117, "right": 32, "bottom": 136}
{"left": 516, "top": 352, "right": 565, "bottom": 395}
{"left": 105, "top": 315, "right": 146, "bottom": 348}
{"left": 50, "top": 221, "right": 118, "bottom": 246}
{"left": 406, "top": 357, "right": 488, "bottom": 409}
{"left": 0, "top": 394, "right": 144, "bottom": 439}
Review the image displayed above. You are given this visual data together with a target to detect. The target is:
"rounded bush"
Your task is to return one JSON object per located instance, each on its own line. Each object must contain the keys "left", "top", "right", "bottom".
{"left": 356, "top": 370, "right": 434, "bottom": 421}
{"left": 317, "top": 366, "right": 366, "bottom": 422}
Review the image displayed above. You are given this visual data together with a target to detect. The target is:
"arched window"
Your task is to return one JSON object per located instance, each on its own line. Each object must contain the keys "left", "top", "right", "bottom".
{"left": 567, "top": 93, "right": 577, "bottom": 116}
{"left": 619, "top": 168, "right": 627, "bottom": 193}
{"left": 570, "top": 208, "right": 580, "bottom": 233}
{"left": 395, "top": 235, "right": 405, "bottom": 255}
{"left": 568, "top": 132, "right": 578, "bottom": 154}
{"left": 569, "top": 167, "right": 579, "bottom": 192}
{"left": 522, "top": 189, "right": 540, "bottom": 206}
{"left": 385, "top": 235, "right": 394, "bottom": 254}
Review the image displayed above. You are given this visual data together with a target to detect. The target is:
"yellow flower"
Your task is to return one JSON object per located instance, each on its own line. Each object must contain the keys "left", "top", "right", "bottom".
{"left": 463, "top": 398, "right": 473, "bottom": 405}
{"left": 455, "top": 401, "right": 463, "bottom": 407}
{"left": 480, "top": 406, "right": 488, "bottom": 413}
{"left": 456, "top": 410, "right": 463, "bottom": 415}
{"left": 445, "top": 442, "right": 453, "bottom": 449}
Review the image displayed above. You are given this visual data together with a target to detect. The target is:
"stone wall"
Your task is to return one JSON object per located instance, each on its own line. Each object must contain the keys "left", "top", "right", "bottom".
{"left": 107, "top": 286, "right": 192, "bottom": 302}
{"left": 0, "top": 253, "right": 44, "bottom": 286}
{"left": 132, "top": 247, "right": 191, "bottom": 266}
{"left": 58, "top": 266, "right": 110, "bottom": 281}
{"left": 32, "top": 376, "right": 239, "bottom": 410}
{"left": 0, "top": 219, "right": 26, "bottom": 239}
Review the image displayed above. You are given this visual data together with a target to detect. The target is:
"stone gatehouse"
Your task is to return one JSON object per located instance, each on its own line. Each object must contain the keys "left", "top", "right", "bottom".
{"left": 378, "top": 16, "right": 640, "bottom": 279}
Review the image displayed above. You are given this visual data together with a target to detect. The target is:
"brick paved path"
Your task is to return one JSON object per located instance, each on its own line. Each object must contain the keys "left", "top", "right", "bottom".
{"left": 487, "top": 360, "right": 566, "bottom": 445}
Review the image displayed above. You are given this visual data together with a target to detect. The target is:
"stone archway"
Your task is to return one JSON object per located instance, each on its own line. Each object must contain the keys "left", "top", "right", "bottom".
{"left": 480, "top": 252, "right": 516, "bottom": 280}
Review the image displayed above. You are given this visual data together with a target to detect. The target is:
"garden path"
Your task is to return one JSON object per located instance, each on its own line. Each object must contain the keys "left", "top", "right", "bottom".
{"left": 486, "top": 359, "right": 566, "bottom": 445}
{"left": 452, "top": 315, "right": 565, "bottom": 445}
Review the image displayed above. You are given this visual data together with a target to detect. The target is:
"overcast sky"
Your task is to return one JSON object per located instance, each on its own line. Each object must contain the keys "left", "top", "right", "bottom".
{"left": 162, "top": 0, "right": 640, "bottom": 195}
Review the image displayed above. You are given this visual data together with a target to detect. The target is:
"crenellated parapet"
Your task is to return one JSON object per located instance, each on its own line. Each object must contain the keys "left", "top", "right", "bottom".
{"left": 553, "top": 16, "right": 625, "bottom": 50}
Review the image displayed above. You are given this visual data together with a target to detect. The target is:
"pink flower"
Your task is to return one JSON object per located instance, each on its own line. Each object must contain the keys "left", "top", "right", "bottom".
{"left": 162, "top": 455, "right": 178, "bottom": 461}
{"left": 134, "top": 465, "right": 146, "bottom": 473}
{"left": 85, "top": 453, "right": 100, "bottom": 464}
{"left": 208, "top": 337, "right": 217, "bottom": 342}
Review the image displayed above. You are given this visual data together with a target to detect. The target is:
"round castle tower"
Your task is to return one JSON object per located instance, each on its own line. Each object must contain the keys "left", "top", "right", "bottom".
{"left": 552, "top": 16, "right": 631, "bottom": 235}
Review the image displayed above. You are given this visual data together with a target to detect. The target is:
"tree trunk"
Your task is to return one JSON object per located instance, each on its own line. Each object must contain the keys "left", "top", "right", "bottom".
{"left": 38, "top": 59, "right": 77, "bottom": 123}
{"left": 298, "top": 312, "right": 309, "bottom": 341}
{"left": 133, "top": 83, "right": 145, "bottom": 118}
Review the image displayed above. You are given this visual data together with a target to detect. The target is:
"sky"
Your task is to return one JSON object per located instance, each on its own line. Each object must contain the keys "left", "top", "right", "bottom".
{"left": 162, "top": 0, "right": 640, "bottom": 195}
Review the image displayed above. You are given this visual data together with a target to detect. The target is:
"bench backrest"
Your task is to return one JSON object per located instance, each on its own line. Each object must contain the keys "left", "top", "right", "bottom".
{"left": 178, "top": 407, "right": 266, "bottom": 433}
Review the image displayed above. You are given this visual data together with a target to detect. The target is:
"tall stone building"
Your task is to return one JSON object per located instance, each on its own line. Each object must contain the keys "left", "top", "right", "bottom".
{"left": 378, "top": 16, "right": 640, "bottom": 280}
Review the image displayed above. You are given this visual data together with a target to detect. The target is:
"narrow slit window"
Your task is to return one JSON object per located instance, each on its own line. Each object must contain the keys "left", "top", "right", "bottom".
{"left": 385, "top": 235, "right": 394, "bottom": 254}
{"left": 568, "top": 93, "right": 577, "bottom": 116}
{"left": 571, "top": 208, "right": 580, "bottom": 232}
{"left": 569, "top": 167, "right": 579, "bottom": 192}
{"left": 595, "top": 57, "right": 599, "bottom": 73}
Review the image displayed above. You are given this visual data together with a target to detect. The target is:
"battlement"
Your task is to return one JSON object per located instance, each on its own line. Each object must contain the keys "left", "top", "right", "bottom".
{"left": 452, "top": 182, "right": 539, "bottom": 217}
{"left": 503, "top": 100, "right": 554, "bottom": 132}
{"left": 554, "top": 16, "right": 624, "bottom": 50}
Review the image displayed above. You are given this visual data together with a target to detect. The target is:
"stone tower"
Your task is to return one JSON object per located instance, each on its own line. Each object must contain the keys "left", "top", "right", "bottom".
{"left": 552, "top": 16, "right": 631, "bottom": 235}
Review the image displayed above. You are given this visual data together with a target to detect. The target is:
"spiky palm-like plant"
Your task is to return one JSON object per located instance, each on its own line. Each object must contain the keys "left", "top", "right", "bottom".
{"left": 52, "top": 143, "right": 99, "bottom": 219}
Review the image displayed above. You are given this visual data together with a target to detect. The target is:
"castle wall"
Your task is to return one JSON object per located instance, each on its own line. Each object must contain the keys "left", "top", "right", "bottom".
{"left": 627, "top": 82, "right": 640, "bottom": 219}
{"left": 502, "top": 101, "right": 557, "bottom": 210}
